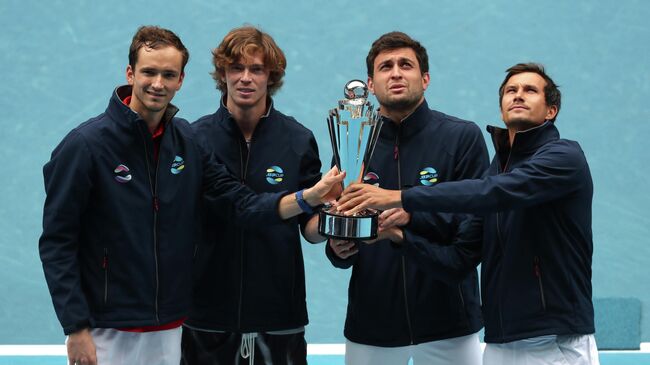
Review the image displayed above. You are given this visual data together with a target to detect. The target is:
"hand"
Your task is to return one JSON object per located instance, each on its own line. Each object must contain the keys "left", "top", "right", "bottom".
{"left": 379, "top": 225, "right": 404, "bottom": 244}
{"left": 379, "top": 208, "right": 411, "bottom": 229}
{"left": 329, "top": 239, "right": 358, "bottom": 259}
{"left": 362, "top": 225, "right": 404, "bottom": 245}
{"left": 304, "top": 167, "right": 345, "bottom": 206}
{"left": 337, "top": 183, "right": 402, "bottom": 215}
{"left": 67, "top": 328, "right": 97, "bottom": 365}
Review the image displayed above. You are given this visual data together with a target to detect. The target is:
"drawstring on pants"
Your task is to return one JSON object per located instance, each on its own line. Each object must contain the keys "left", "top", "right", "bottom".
{"left": 240, "top": 332, "right": 257, "bottom": 364}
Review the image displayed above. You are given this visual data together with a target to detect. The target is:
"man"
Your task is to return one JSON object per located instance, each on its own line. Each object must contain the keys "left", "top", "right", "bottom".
{"left": 339, "top": 63, "right": 599, "bottom": 365}
{"left": 327, "top": 31, "right": 488, "bottom": 365}
{"left": 39, "top": 26, "right": 342, "bottom": 365}
{"left": 181, "top": 26, "right": 325, "bottom": 365}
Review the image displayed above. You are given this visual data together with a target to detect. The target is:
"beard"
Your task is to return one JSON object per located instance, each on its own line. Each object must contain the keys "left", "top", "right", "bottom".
{"left": 377, "top": 92, "right": 422, "bottom": 114}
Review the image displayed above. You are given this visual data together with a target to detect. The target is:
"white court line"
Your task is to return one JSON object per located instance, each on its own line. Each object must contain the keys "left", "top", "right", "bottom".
{"left": 1, "top": 343, "right": 650, "bottom": 356}
{"left": 0, "top": 345, "right": 66, "bottom": 356}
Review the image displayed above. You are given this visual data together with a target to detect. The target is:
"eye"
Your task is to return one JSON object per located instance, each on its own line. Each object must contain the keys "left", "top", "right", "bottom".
{"left": 378, "top": 62, "right": 391, "bottom": 71}
{"left": 163, "top": 72, "right": 178, "bottom": 79}
{"left": 142, "top": 70, "right": 155, "bottom": 76}
{"left": 250, "top": 66, "right": 265, "bottom": 74}
{"left": 230, "top": 64, "right": 244, "bottom": 72}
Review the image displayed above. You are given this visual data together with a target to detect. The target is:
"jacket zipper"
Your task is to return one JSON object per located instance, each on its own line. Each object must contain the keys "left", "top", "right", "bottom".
{"left": 103, "top": 248, "right": 108, "bottom": 304}
{"left": 139, "top": 124, "right": 161, "bottom": 324}
{"left": 534, "top": 256, "right": 547, "bottom": 310}
{"left": 495, "top": 148, "right": 512, "bottom": 339}
{"left": 237, "top": 135, "right": 252, "bottom": 329}
{"left": 395, "top": 126, "right": 414, "bottom": 344}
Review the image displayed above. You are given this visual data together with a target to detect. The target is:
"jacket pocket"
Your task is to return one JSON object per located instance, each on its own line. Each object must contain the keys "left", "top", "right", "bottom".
{"left": 533, "top": 256, "right": 546, "bottom": 311}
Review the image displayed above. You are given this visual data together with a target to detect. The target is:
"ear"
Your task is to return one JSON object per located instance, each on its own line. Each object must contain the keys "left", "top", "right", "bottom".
{"left": 367, "top": 76, "right": 375, "bottom": 94}
{"left": 421, "top": 72, "right": 431, "bottom": 91}
{"left": 126, "top": 65, "right": 134, "bottom": 85}
{"left": 546, "top": 105, "right": 558, "bottom": 121}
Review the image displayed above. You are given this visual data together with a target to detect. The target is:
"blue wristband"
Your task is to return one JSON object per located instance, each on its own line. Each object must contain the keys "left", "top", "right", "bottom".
{"left": 295, "top": 189, "right": 314, "bottom": 214}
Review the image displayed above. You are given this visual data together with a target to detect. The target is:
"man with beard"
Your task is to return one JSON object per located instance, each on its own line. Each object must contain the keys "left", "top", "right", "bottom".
{"left": 338, "top": 63, "right": 599, "bottom": 365}
{"left": 327, "top": 31, "right": 488, "bottom": 365}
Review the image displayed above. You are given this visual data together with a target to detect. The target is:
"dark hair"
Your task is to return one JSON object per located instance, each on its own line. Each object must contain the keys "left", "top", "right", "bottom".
{"left": 128, "top": 26, "right": 189, "bottom": 72}
{"left": 211, "top": 26, "right": 286, "bottom": 95}
{"left": 366, "top": 31, "right": 429, "bottom": 77}
{"left": 499, "top": 63, "right": 561, "bottom": 122}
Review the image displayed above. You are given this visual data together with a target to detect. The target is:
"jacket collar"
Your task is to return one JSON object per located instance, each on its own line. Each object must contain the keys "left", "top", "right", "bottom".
{"left": 378, "top": 99, "right": 430, "bottom": 140}
{"left": 215, "top": 95, "right": 275, "bottom": 135}
{"left": 106, "top": 85, "right": 179, "bottom": 129}
{"left": 487, "top": 121, "right": 560, "bottom": 155}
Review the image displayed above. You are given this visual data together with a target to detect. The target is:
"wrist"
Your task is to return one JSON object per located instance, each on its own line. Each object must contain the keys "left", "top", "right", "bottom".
{"left": 391, "top": 228, "right": 404, "bottom": 244}
{"left": 302, "top": 187, "right": 321, "bottom": 206}
{"left": 295, "top": 189, "right": 315, "bottom": 214}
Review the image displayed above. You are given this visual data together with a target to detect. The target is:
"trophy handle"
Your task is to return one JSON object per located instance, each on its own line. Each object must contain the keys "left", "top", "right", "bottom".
{"left": 327, "top": 110, "right": 342, "bottom": 175}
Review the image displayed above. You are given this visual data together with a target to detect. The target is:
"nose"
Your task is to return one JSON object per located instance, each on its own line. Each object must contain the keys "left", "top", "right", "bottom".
{"left": 241, "top": 69, "right": 252, "bottom": 83}
{"left": 513, "top": 87, "right": 524, "bottom": 102}
{"left": 151, "top": 75, "right": 164, "bottom": 90}
{"left": 389, "top": 64, "right": 402, "bottom": 79}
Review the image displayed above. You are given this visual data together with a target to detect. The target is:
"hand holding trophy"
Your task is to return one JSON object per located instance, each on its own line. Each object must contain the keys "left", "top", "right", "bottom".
{"left": 318, "top": 80, "right": 383, "bottom": 240}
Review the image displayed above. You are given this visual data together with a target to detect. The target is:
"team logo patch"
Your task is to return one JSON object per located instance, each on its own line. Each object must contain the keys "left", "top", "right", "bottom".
{"left": 266, "top": 165, "right": 284, "bottom": 185}
{"left": 171, "top": 155, "right": 185, "bottom": 175}
{"left": 114, "top": 164, "right": 132, "bottom": 183}
{"left": 419, "top": 167, "right": 438, "bottom": 186}
{"left": 363, "top": 171, "right": 380, "bottom": 186}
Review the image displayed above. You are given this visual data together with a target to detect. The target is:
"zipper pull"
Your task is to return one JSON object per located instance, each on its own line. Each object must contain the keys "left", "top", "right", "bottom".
{"left": 394, "top": 145, "right": 399, "bottom": 160}
{"left": 103, "top": 249, "right": 108, "bottom": 269}
{"left": 533, "top": 256, "right": 541, "bottom": 277}
{"left": 153, "top": 196, "right": 160, "bottom": 212}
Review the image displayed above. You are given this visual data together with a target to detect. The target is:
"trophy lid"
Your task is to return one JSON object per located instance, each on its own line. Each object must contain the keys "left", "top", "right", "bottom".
{"left": 344, "top": 80, "right": 368, "bottom": 100}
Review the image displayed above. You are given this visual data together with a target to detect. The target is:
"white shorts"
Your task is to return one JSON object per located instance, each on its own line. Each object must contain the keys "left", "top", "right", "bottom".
{"left": 483, "top": 334, "right": 599, "bottom": 365}
{"left": 345, "top": 332, "right": 482, "bottom": 365}
{"left": 80, "top": 327, "right": 182, "bottom": 365}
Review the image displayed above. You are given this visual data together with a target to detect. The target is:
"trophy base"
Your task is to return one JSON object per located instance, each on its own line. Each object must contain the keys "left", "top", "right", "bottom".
{"left": 318, "top": 207, "right": 378, "bottom": 240}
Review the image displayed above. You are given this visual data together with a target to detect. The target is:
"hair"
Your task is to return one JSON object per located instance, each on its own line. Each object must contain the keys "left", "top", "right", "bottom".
{"left": 366, "top": 31, "right": 429, "bottom": 77}
{"left": 211, "top": 26, "right": 287, "bottom": 95}
{"left": 499, "top": 63, "right": 561, "bottom": 122}
{"left": 128, "top": 26, "right": 189, "bottom": 73}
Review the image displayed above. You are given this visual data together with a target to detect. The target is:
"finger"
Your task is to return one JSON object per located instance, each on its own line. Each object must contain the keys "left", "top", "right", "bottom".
{"left": 380, "top": 214, "right": 397, "bottom": 228}
{"left": 341, "top": 183, "right": 364, "bottom": 196}
{"left": 343, "top": 247, "right": 359, "bottom": 258}
{"left": 338, "top": 197, "right": 367, "bottom": 215}
{"left": 338, "top": 187, "right": 364, "bottom": 205}
{"left": 379, "top": 208, "right": 398, "bottom": 220}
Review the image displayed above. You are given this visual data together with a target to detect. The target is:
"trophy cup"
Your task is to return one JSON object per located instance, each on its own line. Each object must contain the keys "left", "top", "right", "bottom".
{"left": 318, "top": 80, "right": 383, "bottom": 240}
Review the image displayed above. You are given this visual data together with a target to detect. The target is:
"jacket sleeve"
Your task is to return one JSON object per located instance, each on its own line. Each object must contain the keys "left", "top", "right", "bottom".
{"left": 408, "top": 122, "right": 489, "bottom": 233}
{"left": 39, "top": 130, "right": 94, "bottom": 335}
{"left": 296, "top": 131, "right": 322, "bottom": 239}
{"left": 200, "top": 142, "right": 286, "bottom": 225}
{"left": 403, "top": 140, "right": 589, "bottom": 215}
{"left": 402, "top": 215, "right": 483, "bottom": 284}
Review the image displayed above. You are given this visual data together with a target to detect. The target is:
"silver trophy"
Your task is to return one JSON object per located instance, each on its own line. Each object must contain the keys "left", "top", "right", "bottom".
{"left": 318, "top": 80, "right": 383, "bottom": 240}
